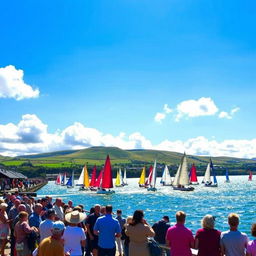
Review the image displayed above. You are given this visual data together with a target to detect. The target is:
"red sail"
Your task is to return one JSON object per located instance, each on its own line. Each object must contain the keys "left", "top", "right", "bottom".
{"left": 249, "top": 171, "right": 253, "bottom": 181}
{"left": 95, "top": 169, "right": 103, "bottom": 188}
{"left": 101, "top": 155, "right": 114, "bottom": 189}
{"left": 145, "top": 165, "right": 153, "bottom": 186}
{"left": 90, "top": 166, "right": 97, "bottom": 187}
{"left": 56, "top": 174, "right": 61, "bottom": 184}
{"left": 190, "top": 164, "right": 198, "bottom": 182}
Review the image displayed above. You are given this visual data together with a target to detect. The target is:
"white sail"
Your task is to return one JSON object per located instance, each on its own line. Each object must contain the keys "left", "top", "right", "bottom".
{"left": 119, "top": 168, "right": 123, "bottom": 185}
{"left": 172, "top": 165, "right": 181, "bottom": 186}
{"left": 179, "top": 154, "right": 190, "bottom": 186}
{"left": 123, "top": 168, "right": 127, "bottom": 184}
{"left": 150, "top": 160, "right": 157, "bottom": 188}
{"left": 71, "top": 171, "right": 74, "bottom": 187}
{"left": 63, "top": 173, "right": 67, "bottom": 185}
{"left": 77, "top": 167, "right": 84, "bottom": 185}
{"left": 162, "top": 165, "right": 172, "bottom": 185}
{"left": 203, "top": 163, "right": 211, "bottom": 183}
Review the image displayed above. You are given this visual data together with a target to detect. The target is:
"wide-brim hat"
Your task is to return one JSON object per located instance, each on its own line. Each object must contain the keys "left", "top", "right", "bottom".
{"left": 0, "top": 203, "right": 8, "bottom": 209}
{"left": 65, "top": 210, "right": 86, "bottom": 224}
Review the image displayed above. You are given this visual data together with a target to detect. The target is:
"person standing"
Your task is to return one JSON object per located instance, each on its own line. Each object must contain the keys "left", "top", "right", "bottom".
{"left": 125, "top": 210, "right": 155, "bottom": 256}
{"left": 116, "top": 209, "right": 126, "bottom": 256}
{"left": 195, "top": 215, "right": 221, "bottom": 256}
{"left": 86, "top": 204, "right": 101, "bottom": 256}
{"left": 94, "top": 205, "right": 121, "bottom": 256}
{"left": 0, "top": 203, "right": 10, "bottom": 256}
{"left": 152, "top": 216, "right": 170, "bottom": 256}
{"left": 29, "top": 203, "right": 43, "bottom": 229}
{"left": 53, "top": 198, "right": 64, "bottom": 221}
{"left": 39, "top": 209, "right": 56, "bottom": 241}
{"left": 63, "top": 210, "right": 86, "bottom": 256}
{"left": 220, "top": 213, "right": 248, "bottom": 256}
{"left": 246, "top": 223, "right": 256, "bottom": 256}
{"left": 165, "top": 211, "right": 194, "bottom": 256}
{"left": 38, "top": 221, "right": 66, "bottom": 256}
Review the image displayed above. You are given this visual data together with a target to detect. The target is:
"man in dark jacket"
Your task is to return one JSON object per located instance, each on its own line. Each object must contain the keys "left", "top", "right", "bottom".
{"left": 152, "top": 216, "right": 170, "bottom": 256}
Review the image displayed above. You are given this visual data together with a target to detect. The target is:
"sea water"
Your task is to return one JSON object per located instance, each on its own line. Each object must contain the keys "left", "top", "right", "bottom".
{"left": 38, "top": 175, "right": 256, "bottom": 237}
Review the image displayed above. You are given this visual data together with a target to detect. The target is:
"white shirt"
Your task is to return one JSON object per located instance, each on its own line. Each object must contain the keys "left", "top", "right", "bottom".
{"left": 63, "top": 226, "right": 86, "bottom": 256}
{"left": 39, "top": 219, "right": 54, "bottom": 241}
{"left": 53, "top": 205, "right": 64, "bottom": 221}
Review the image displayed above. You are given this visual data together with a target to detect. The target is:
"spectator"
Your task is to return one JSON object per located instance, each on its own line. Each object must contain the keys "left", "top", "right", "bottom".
{"left": 38, "top": 221, "right": 66, "bottom": 256}
{"left": 122, "top": 216, "right": 133, "bottom": 256}
{"left": 14, "top": 211, "right": 37, "bottom": 256}
{"left": 40, "top": 198, "right": 49, "bottom": 220}
{"left": 165, "top": 211, "right": 194, "bottom": 256}
{"left": 53, "top": 198, "right": 64, "bottom": 221}
{"left": 116, "top": 209, "right": 126, "bottom": 256}
{"left": 63, "top": 210, "right": 86, "bottom": 256}
{"left": 94, "top": 205, "right": 121, "bottom": 256}
{"left": 13, "top": 204, "right": 27, "bottom": 229}
{"left": 195, "top": 215, "right": 221, "bottom": 256}
{"left": 23, "top": 196, "right": 32, "bottom": 215}
{"left": 246, "top": 223, "right": 256, "bottom": 256}
{"left": 126, "top": 210, "right": 155, "bottom": 256}
{"left": 39, "top": 209, "right": 56, "bottom": 241}
{"left": 29, "top": 203, "right": 43, "bottom": 229}
{"left": 152, "top": 216, "right": 170, "bottom": 256}
{"left": 0, "top": 203, "right": 10, "bottom": 256}
{"left": 86, "top": 204, "right": 101, "bottom": 256}
{"left": 220, "top": 213, "right": 248, "bottom": 256}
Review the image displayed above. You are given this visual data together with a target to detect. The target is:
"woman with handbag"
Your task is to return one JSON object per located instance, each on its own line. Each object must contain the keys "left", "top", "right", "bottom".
{"left": 0, "top": 203, "right": 10, "bottom": 256}
{"left": 125, "top": 210, "right": 155, "bottom": 256}
{"left": 14, "top": 211, "right": 38, "bottom": 256}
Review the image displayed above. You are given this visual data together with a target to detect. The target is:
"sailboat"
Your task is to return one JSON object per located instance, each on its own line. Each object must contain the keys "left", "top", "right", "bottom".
{"left": 147, "top": 160, "right": 157, "bottom": 191}
{"left": 115, "top": 168, "right": 124, "bottom": 187}
{"left": 66, "top": 171, "right": 74, "bottom": 188}
{"left": 61, "top": 173, "right": 67, "bottom": 186}
{"left": 55, "top": 173, "right": 61, "bottom": 185}
{"left": 89, "top": 166, "right": 97, "bottom": 190}
{"left": 97, "top": 155, "right": 115, "bottom": 194}
{"left": 225, "top": 169, "right": 230, "bottom": 183}
{"left": 248, "top": 171, "right": 253, "bottom": 181}
{"left": 189, "top": 164, "right": 199, "bottom": 185}
{"left": 172, "top": 153, "right": 194, "bottom": 191}
{"left": 203, "top": 159, "right": 218, "bottom": 187}
{"left": 138, "top": 167, "right": 146, "bottom": 187}
{"left": 160, "top": 165, "right": 172, "bottom": 186}
{"left": 145, "top": 165, "right": 153, "bottom": 188}
{"left": 123, "top": 168, "right": 128, "bottom": 186}
{"left": 94, "top": 168, "right": 103, "bottom": 188}
{"left": 77, "top": 165, "right": 90, "bottom": 190}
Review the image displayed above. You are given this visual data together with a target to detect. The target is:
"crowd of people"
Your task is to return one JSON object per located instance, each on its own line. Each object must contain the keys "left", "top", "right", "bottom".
{"left": 0, "top": 192, "right": 256, "bottom": 256}
{"left": 0, "top": 179, "right": 44, "bottom": 191}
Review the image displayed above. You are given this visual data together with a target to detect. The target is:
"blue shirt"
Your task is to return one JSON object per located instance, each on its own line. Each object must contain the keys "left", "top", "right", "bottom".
{"left": 29, "top": 212, "right": 42, "bottom": 228}
{"left": 94, "top": 214, "right": 121, "bottom": 249}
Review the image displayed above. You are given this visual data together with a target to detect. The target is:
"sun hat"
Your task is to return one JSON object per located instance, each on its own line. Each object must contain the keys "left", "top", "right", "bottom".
{"left": 52, "top": 221, "right": 65, "bottom": 232}
{"left": 0, "top": 203, "right": 8, "bottom": 209}
{"left": 65, "top": 210, "right": 86, "bottom": 224}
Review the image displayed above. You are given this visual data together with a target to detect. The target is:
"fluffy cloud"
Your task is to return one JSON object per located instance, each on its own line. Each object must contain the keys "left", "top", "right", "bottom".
{"left": 0, "top": 65, "right": 39, "bottom": 100}
{"left": 0, "top": 114, "right": 255, "bottom": 158}
{"left": 219, "top": 107, "right": 240, "bottom": 119}
{"left": 154, "top": 104, "right": 172, "bottom": 123}
{"left": 175, "top": 97, "right": 219, "bottom": 121}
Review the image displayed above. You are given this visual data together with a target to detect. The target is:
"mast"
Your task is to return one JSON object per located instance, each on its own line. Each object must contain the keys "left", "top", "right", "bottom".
{"left": 101, "top": 155, "right": 113, "bottom": 189}
{"left": 210, "top": 160, "right": 217, "bottom": 184}
{"left": 150, "top": 160, "right": 157, "bottom": 188}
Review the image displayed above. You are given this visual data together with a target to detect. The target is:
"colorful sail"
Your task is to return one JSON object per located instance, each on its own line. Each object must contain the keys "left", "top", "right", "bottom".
{"left": 55, "top": 174, "right": 61, "bottom": 185}
{"left": 145, "top": 165, "right": 153, "bottom": 186}
{"left": 101, "top": 155, "right": 114, "bottom": 189}
{"left": 139, "top": 167, "right": 146, "bottom": 186}
{"left": 149, "top": 160, "right": 157, "bottom": 188}
{"left": 95, "top": 169, "right": 103, "bottom": 188}
{"left": 83, "top": 165, "right": 90, "bottom": 188}
{"left": 61, "top": 173, "right": 66, "bottom": 185}
{"left": 90, "top": 166, "right": 97, "bottom": 187}
{"left": 249, "top": 171, "right": 253, "bottom": 181}
{"left": 190, "top": 164, "right": 198, "bottom": 184}
{"left": 225, "top": 169, "right": 230, "bottom": 182}
{"left": 66, "top": 171, "right": 74, "bottom": 187}
{"left": 210, "top": 160, "right": 218, "bottom": 184}
{"left": 115, "top": 169, "right": 121, "bottom": 186}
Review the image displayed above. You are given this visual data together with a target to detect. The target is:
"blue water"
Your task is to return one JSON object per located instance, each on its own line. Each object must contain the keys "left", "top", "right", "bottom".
{"left": 38, "top": 175, "right": 256, "bottom": 237}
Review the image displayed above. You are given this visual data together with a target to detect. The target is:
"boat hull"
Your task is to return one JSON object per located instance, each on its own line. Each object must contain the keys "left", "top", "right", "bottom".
{"left": 147, "top": 187, "right": 157, "bottom": 192}
{"left": 173, "top": 186, "right": 194, "bottom": 191}
{"left": 96, "top": 190, "right": 115, "bottom": 195}
{"left": 205, "top": 184, "right": 218, "bottom": 187}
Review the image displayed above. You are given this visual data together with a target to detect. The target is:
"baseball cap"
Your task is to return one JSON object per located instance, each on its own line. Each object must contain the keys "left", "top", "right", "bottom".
{"left": 52, "top": 221, "right": 65, "bottom": 232}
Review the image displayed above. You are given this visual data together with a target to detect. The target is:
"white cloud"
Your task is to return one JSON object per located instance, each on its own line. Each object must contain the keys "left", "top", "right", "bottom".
{"left": 219, "top": 107, "right": 240, "bottom": 119}
{"left": 0, "top": 114, "right": 255, "bottom": 158}
{"left": 175, "top": 97, "right": 219, "bottom": 121}
{"left": 154, "top": 112, "right": 166, "bottom": 123}
{"left": 163, "top": 104, "right": 172, "bottom": 114}
{"left": 0, "top": 65, "right": 39, "bottom": 100}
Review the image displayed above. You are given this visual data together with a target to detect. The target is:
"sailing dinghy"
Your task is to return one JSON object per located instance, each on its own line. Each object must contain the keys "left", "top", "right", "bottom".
{"left": 145, "top": 165, "right": 153, "bottom": 188}
{"left": 61, "top": 173, "right": 67, "bottom": 186}
{"left": 66, "top": 171, "right": 74, "bottom": 188}
{"left": 225, "top": 169, "right": 230, "bottom": 183}
{"left": 160, "top": 165, "right": 172, "bottom": 186}
{"left": 77, "top": 165, "right": 90, "bottom": 191}
{"left": 172, "top": 153, "right": 194, "bottom": 191}
{"left": 189, "top": 164, "right": 199, "bottom": 185}
{"left": 138, "top": 167, "right": 146, "bottom": 187}
{"left": 147, "top": 160, "right": 157, "bottom": 191}
{"left": 115, "top": 168, "right": 124, "bottom": 187}
{"left": 55, "top": 173, "right": 61, "bottom": 185}
{"left": 203, "top": 160, "right": 218, "bottom": 187}
{"left": 123, "top": 168, "right": 128, "bottom": 186}
{"left": 97, "top": 155, "right": 115, "bottom": 194}
{"left": 89, "top": 166, "right": 98, "bottom": 191}
{"left": 248, "top": 171, "right": 253, "bottom": 181}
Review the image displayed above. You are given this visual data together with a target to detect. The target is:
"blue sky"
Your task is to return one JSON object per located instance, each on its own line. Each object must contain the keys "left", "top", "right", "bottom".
{"left": 0, "top": 0, "right": 256, "bottom": 157}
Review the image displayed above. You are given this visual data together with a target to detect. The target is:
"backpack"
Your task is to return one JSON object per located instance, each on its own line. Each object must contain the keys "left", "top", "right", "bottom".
{"left": 148, "top": 238, "right": 162, "bottom": 256}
